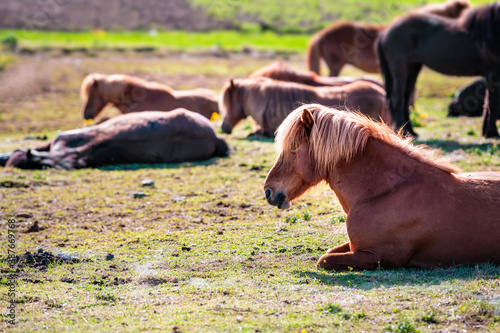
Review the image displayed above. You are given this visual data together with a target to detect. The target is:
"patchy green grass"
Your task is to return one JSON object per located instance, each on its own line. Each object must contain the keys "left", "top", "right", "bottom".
{"left": 0, "top": 51, "right": 499, "bottom": 332}
{"left": 0, "top": 29, "right": 309, "bottom": 53}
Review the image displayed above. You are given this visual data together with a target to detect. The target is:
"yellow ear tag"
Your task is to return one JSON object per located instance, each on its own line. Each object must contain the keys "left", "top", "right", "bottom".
{"left": 210, "top": 113, "right": 221, "bottom": 122}
{"left": 83, "top": 118, "right": 94, "bottom": 125}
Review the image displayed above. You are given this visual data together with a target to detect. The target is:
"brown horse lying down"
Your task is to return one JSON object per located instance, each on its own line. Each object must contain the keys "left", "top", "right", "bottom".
{"left": 306, "top": 0, "right": 471, "bottom": 76}
{"left": 81, "top": 73, "right": 219, "bottom": 120}
{"left": 264, "top": 104, "right": 500, "bottom": 270}
{"left": 249, "top": 62, "right": 383, "bottom": 88}
{"left": 219, "top": 77, "right": 390, "bottom": 136}
{"left": 2, "top": 109, "right": 228, "bottom": 170}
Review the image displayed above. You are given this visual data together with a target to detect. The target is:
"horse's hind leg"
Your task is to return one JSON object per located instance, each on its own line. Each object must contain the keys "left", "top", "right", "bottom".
{"left": 0, "top": 152, "right": 12, "bottom": 167}
{"left": 482, "top": 74, "right": 500, "bottom": 138}
{"left": 322, "top": 50, "right": 344, "bottom": 77}
{"left": 326, "top": 242, "right": 350, "bottom": 254}
{"left": 317, "top": 250, "right": 381, "bottom": 271}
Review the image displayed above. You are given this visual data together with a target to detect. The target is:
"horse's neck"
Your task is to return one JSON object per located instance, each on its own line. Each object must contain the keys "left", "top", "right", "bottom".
{"left": 101, "top": 80, "right": 125, "bottom": 106}
{"left": 242, "top": 88, "right": 264, "bottom": 124}
{"left": 327, "top": 138, "right": 439, "bottom": 213}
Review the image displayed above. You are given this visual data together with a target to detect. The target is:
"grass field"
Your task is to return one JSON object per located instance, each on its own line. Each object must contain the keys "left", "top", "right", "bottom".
{"left": 0, "top": 29, "right": 309, "bottom": 53}
{"left": 190, "top": 0, "right": 492, "bottom": 32}
{"left": 0, "top": 49, "right": 499, "bottom": 332}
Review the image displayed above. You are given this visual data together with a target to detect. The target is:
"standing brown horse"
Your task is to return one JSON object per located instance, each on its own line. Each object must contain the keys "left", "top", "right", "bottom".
{"left": 264, "top": 104, "right": 500, "bottom": 270}
{"left": 81, "top": 73, "right": 219, "bottom": 120}
{"left": 2, "top": 109, "right": 228, "bottom": 170}
{"left": 219, "top": 77, "right": 390, "bottom": 136}
{"left": 378, "top": 3, "right": 500, "bottom": 137}
{"left": 249, "top": 61, "right": 384, "bottom": 88}
{"left": 306, "top": 0, "right": 470, "bottom": 76}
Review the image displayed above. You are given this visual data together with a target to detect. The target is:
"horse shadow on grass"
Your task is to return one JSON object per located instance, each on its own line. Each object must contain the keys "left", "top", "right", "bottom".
{"left": 233, "top": 132, "right": 275, "bottom": 143}
{"left": 96, "top": 156, "right": 227, "bottom": 171}
{"left": 417, "top": 138, "right": 499, "bottom": 154}
{"left": 293, "top": 263, "right": 500, "bottom": 290}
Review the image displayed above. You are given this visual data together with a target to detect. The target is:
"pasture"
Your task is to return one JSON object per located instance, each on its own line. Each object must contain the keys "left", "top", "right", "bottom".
{"left": 0, "top": 49, "right": 499, "bottom": 332}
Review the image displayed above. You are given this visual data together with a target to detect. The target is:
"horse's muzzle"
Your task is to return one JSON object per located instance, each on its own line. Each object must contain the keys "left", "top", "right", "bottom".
{"left": 221, "top": 122, "right": 232, "bottom": 134}
{"left": 264, "top": 188, "right": 289, "bottom": 210}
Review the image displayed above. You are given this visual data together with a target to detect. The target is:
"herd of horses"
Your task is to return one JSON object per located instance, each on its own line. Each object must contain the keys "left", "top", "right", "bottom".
{"left": 2, "top": 0, "right": 500, "bottom": 270}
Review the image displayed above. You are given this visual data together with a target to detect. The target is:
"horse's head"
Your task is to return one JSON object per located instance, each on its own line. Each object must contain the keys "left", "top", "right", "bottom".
{"left": 81, "top": 74, "right": 107, "bottom": 120}
{"left": 445, "top": 0, "right": 471, "bottom": 18}
{"left": 5, "top": 149, "right": 44, "bottom": 169}
{"left": 220, "top": 79, "right": 245, "bottom": 134}
{"left": 264, "top": 107, "right": 323, "bottom": 209}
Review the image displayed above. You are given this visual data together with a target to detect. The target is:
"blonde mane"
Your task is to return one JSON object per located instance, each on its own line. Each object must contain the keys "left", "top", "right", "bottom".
{"left": 276, "top": 104, "right": 459, "bottom": 174}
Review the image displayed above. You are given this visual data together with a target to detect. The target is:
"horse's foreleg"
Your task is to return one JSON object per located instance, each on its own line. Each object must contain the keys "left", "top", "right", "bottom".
{"left": 326, "top": 242, "right": 350, "bottom": 254}
{"left": 316, "top": 250, "right": 381, "bottom": 271}
{"left": 482, "top": 75, "right": 500, "bottom": 138}
{"left": 403, "top": 64, "right": 422, "bottom": 137}
{"left": 389, "top": 76, "right": 408, "bottom": 133}
{"left": 323, "top": 51, "right": 344, "bottom": 77}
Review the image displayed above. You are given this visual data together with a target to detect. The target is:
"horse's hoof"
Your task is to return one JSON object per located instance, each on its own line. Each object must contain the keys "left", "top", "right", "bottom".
{"left": 483, "top": 131, "right": 500, "bottom": 138}
{"left": 316, "top": 254, "right": 331, "bottom": 269}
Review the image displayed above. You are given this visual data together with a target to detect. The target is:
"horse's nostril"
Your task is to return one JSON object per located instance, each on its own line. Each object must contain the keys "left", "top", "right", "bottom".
{"left": 265, "top": 188, "right": 273, "bottom": 200}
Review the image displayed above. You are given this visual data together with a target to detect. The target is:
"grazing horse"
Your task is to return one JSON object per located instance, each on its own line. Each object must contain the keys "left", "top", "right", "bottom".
{"left": 2, "top": 109, "right": 228, "bottom": 170}
{"left": 378, "top": 3, "right": 500, "bottom": 137}
{"left": 264, "top": 104, "right": 500, "bottom": 270}
{"left": 219, "top": 77, "right": 390, "bottom": 136}
{"left": 249, "top": 61, "right": 384, "bottom": 88}
{"left": 448, "top": 78, "right": 486, "bottom": 117}
{"left": 81, "top": 73, "right": 219, "bottom": 120}
{"left": 306, "top": 0, "right": 471, "bottom": 76}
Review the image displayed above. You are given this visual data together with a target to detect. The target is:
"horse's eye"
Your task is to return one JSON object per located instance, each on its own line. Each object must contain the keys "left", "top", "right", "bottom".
{"left": 290, "top": 147, "right": 297, "bottom": 153}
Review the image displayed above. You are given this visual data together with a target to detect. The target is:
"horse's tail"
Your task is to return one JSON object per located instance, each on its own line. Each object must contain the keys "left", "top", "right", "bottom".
{"left": 306, "top": 34, "right": 322, "bottom": 75}
{"left": 376, "top": 36, "right": 395, "bottom": 128}
{"left": 0, "top": 152, "right": 12, "bottom": 167}
{"left": 213, "top": 137, "right": 230, "bottom": 157}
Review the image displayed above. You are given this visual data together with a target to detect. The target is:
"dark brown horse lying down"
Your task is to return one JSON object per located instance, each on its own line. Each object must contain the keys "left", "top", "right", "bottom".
{"left": 306, "top": 0, "right": 470, "bottom": 76}
{"left": 219, "top": 77, "right": 390, "bottom": 136}
{"left": 2, "top": 109, "right": 229, "bottom": 170}
{"left": 448, "top": 78, "right": 486, "bottom": 117}
{"left": 264, "top": 104, "right": 500, "bottom": 270}
{"left": 81, "top": 73, "right": 219, "bottom": 120}
{"left": 249, "top": 62, "right": 383, "bottom": 88}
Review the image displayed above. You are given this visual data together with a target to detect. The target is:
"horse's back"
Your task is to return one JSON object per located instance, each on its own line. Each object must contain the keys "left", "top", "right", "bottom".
{"left": 84, "top": 110, "right": 220, "bottom": 166}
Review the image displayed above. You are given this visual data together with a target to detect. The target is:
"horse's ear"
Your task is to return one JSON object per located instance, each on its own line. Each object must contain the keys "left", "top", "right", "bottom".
{"left": 230, "top": 79, "right": 235, "bottom": 89}
{"left": 26, "top": 149, "right": 32, "bottom": 158}
{"left": 301, "top": 108, "right": 314, "bottom": 132}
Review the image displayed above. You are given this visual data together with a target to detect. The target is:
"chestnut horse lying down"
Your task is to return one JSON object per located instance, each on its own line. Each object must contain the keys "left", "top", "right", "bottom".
{"left": 249, "top": 62, "right": 383, "bottom": 88}
{"left": 1, "top": 109, "right": 228, "bottom": 170}
{"left": 448, "top": 78, "right": 486, "bottom": 117}
{"left": 264, "top": 104, "right": 500, "bottom": 270}
{"left": 81, "top": 73, "right": 219, "bottom": 120}
{"left": 219, "top": 77, "right": 390, "bottom": 136}
{"left": 306, "top": 0, "right": 471, "bottom": 76}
